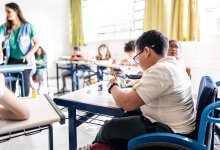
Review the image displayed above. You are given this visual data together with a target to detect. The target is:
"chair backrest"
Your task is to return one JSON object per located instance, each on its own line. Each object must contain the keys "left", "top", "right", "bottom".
{"left": 194, "top": 76, "right": 217, "bottom": 148}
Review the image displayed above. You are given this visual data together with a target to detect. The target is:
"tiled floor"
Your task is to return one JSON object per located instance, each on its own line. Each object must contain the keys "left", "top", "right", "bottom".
{"left": 0, "top": 77, "right": 101, "bottom": 150}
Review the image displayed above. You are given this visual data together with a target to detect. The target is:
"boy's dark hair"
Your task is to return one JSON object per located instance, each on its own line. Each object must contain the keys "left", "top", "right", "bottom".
{"left": 124, "top": 40, "right": 135, "bottom": 52}
{"left": 74, "top": 46, "right": 80, "bottom": 51}
{"left": 135, "top": 30, "right": 168, "bottom": 55}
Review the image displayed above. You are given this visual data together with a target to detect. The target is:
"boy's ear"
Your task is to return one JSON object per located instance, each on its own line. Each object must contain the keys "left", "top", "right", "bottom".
{"left": 144, "top": 47, "right": 150, "bottom": 55}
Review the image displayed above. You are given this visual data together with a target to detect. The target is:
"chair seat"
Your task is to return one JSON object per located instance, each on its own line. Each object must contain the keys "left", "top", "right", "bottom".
{"left": 90, "top": 143, "right": 115, "bottom": 150}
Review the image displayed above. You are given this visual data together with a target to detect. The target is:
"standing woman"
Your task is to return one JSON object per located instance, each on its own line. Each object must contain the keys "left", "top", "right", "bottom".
{"left": 0, "top": 2, "right": 39, "bottom": 96}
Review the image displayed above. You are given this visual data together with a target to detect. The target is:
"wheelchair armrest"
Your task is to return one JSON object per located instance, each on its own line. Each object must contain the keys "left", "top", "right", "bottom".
{"left": 128, "top": 133, "right": 206, "bottom": 150}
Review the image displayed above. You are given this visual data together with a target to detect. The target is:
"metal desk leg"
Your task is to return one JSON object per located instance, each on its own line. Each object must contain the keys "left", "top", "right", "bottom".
{"left": 76, "top": 75, "right": 79, "bottom": 90}
{"left": 19, "top": 71, "right": 25, "bottom": 97}
{"left": 8, "top": 73, "right": 12, "bottom": 90}
{"left": 75, "top": 65, "right": 79, "bottom": 90}
{"left": 49, "top": 125, "right": 54, "bottom": 150}
{"left": 68, "top": 106, "right": 77, "bottom": 150}
{"left": 70, "top": 63, "right": 75, "bottom": 91}
{"left": 56, "top": 64, "right": 59, "bottom": 92}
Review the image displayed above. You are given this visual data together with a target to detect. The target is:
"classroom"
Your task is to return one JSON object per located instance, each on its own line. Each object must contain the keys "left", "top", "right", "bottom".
{"left": 0, "top": 0, "right": 220, "bottom": 150}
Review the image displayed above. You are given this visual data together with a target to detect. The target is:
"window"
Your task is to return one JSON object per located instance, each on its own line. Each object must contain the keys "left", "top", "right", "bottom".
{"left": 82, "top": 0, "right": 144, "bottom": 43}
{"left": 200, "top": 0, "right": 220, "bottom": 36}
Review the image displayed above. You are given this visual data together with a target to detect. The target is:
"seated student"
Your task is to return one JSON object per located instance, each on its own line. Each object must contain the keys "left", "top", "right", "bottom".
{"left": 167, "top": 39, "right": 185, "bottom": 66}
{"left": 80, "top": 30, "right": 196, "bottom": 150}
{"left": 96, "top": 44, "right": 112, "bottom": 81}
{"left": 59, "top": 46, "right": 88, "bottom": 92}
{"left": 168, "top": 39, "right": 191, "bottom": 77}
{"left": 120, "top": 40, "right": 137, "bottom": 66}
{"left": 0, "top": 73, "right": 30, "bottom": 120}
{"left": 32, "top": 46, "right": 47, "bottom": 94}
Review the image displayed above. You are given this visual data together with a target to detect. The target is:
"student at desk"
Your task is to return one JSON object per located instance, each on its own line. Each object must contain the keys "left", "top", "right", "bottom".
{"left": 167, "top": 39, "right": 185, "bottom": 67}
{"left": 0, "top": 73, "right": 30, "bottom": 120}
{"left": 0, "top": 2, "right": 39, "bottom": 96}
{"left": 168, "top": 39, "right": 191, "bottom": 77}
{"left": 120, "top": 40, "right": 136, "bottom": 66}
{"left": 32, "top": 46, "right": 47, "bottom": 94}
{"left": 82, "top": 30, "right": 196, "bottom": 150}
{"left": 96, "top": 44, "right": 112, "bottom": 81}
{"left": 59, "top": 46, "right": 88, "bottom": 92}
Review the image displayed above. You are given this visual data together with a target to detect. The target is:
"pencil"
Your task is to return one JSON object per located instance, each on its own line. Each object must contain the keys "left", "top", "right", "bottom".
{"left": 111, "top": 67, "right": 117, "bottom": 79}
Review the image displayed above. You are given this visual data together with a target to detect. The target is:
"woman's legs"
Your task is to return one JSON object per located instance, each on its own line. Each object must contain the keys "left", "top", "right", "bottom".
{"left": 21, "top": 69, "right": 31, "bottom": 96}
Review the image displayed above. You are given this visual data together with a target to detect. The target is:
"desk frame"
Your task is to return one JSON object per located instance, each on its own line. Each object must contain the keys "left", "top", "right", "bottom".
{"left": 0, "top": 125, "right": 53, "bottom": 150}
{"left": 0, "top": 94, "right": 65, "bottom": 150}
{"left": 55, "top": 62, "right": 78, "bottom": 92}
{"left": 0, "top": 64, "right": 33, "bottom": 96}
{"left": 54, "top": 98, "right": 124, "bottom": 150}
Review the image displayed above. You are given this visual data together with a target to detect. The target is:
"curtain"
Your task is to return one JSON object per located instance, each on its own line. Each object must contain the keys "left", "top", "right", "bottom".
{"left": 70, "top": 0, "right": 84, "bottom": 47}
{"left": 170, "top": 0, "right": 199, "bottom": 41}
{"left": 144, "top": 0, "right": 167, "bottom": 35}
{"left": 187, "top": 0, "right": 199, "bottom": 41}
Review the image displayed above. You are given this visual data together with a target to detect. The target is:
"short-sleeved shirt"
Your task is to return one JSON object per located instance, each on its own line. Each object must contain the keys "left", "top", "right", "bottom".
{"left": 0, "top": 23, "right": 36, "bottom": 59}
{"left": 133, "top": 56, "right": 196, "bottom": 134}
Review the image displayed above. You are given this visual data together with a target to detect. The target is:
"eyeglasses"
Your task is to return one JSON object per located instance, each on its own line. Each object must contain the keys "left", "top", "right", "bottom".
{"left": 133, "top": 50, "right": 144, "bottom": 64}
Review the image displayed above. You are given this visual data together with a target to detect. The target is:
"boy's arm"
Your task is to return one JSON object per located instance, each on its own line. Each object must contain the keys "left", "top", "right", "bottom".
{"left": 108, "top": 78, "right": 144, "bottom": 111}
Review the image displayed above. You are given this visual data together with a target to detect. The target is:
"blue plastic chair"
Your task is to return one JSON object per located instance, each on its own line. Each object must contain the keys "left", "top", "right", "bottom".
{"left": 128, "top": 76, "right": 218, "bottom": 150}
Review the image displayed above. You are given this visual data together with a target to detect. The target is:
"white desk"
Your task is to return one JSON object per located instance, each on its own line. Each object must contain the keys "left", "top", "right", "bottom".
{"left": 0, "top": 64, "right": 33, "bottom": 72}
{"left": 54, "top": 81, "right": 124, "bottom": 150}
{"left": 0, "top": 95, "right": 65, "bottom": 150}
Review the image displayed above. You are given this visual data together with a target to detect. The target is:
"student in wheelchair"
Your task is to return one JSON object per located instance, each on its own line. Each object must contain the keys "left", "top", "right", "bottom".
{"left": 79, "top": 30, "right": 196, "bottom": 150}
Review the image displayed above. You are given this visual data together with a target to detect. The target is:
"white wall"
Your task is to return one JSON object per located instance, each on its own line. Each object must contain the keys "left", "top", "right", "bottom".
{"left": 180, "top": 34, "right": 220, "bottom": 92}
{"left": 0, "top": 0, "right": 220, "bottom": 93}
{"left": 0, "top": 0, "right": 73, "bottom": 76}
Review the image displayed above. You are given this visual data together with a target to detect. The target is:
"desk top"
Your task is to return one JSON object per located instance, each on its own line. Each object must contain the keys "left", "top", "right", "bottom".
{"left": 54, "top": 60, "right": 93, "bottom": 66}
{"left": 0, "top": 95, "right": 62, "bottom": 135}
{"left": 59, "top": 55, "right": 71, "bottom": 60}
{"left": 0, "top": 64, "right": 33, "bottom": 72}
{"left": 55, "top": 81, "right": 123, "bottom": 109}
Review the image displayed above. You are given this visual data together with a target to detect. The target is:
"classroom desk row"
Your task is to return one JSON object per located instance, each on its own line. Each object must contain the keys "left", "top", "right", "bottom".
{"left": 54, "top": 59, "right": 140, "bottom": 92}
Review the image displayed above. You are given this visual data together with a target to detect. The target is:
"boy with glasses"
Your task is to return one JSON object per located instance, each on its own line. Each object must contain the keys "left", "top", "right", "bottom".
{"left": 80, "top": 30, "right": 196, "bottom": 150}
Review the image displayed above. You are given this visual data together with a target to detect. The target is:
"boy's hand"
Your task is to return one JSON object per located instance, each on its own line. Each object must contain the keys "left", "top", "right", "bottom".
{"left": 107, "top": 77, "right": 119, "bottom": 87}
{"left": 125, "top": 79, "right": 139, "bottom": 87}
